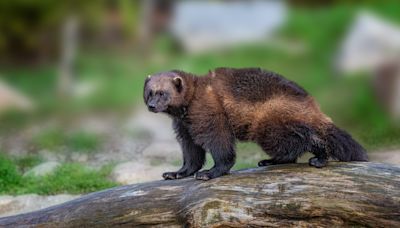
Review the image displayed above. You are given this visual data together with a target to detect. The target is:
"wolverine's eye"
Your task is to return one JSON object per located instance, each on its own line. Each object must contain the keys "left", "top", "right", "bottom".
{"left": 159, "top": 91, "right": 164, "bottom": 96}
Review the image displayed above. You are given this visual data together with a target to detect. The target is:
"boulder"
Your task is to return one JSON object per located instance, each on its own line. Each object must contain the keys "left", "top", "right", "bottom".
{"left": 23, "top": 161, "right": 60, "bottom": 177}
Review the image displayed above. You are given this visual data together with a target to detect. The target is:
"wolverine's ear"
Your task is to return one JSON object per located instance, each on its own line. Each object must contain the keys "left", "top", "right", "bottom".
{"left": 173, "top": 76, "right": 183, "bottom": 93}
{"left": 144, "top": 75, "right": 152, "bottom": 102}
{"left": 144, "top": 75, "right": 151, "bottom": 86}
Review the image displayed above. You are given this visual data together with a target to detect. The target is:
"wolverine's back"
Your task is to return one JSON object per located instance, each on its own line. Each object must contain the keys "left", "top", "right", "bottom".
{"left": 212, "top": 67, "right": 308, "bottom": 102}
{"left": 207, "top": 67, "right": 330, "bottom": 141}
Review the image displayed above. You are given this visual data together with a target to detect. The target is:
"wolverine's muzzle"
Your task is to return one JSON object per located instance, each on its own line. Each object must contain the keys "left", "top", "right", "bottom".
{"left": 147, "top": 102, "right": 157, "bottom": 112}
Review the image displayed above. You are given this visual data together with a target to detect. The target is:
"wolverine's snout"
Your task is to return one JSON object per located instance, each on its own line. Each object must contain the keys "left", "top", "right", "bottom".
{"left": 147, "top": 99, "right": 158, "bottom": 112}
{"left": 147, "top": 95, "right": 168, "bottom": 113}
{"left": 148, "top": 104, "right": 157, "bottom": 112}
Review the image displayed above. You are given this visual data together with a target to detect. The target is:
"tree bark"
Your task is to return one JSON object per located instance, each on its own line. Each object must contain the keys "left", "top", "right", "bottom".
{"left": 0, "top": 162, "right": 399, "bottom": 227}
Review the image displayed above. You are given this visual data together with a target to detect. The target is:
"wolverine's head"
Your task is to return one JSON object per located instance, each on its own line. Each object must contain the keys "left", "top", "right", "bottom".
{"left": 143, "top": 71, "right": 185, "bottom": 113}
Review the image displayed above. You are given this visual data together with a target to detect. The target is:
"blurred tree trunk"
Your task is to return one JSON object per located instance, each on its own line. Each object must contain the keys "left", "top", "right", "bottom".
{"left": 374, "top": 61, "right": 400, "bottom": 120}
{"left": 137, "top": 0, "right": 174, "bottom": 55}
{"left": 58, "top": 15, "right": 78, "bottom": 99}
{"left": 137, "top": 0, "right": 154, "bottom": 54}
{"left": 0, "top": 162, "right": 399, "bottom": 227}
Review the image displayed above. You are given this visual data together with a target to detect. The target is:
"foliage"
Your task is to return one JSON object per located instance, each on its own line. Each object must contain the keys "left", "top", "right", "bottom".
{"left": 0, "top": 0, "right": 139, "bottom": 64}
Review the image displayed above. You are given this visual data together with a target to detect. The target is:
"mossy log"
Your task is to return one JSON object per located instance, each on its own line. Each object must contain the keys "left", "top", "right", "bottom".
{"left": 0, "top": 162, "right": 399, "bottom": 227}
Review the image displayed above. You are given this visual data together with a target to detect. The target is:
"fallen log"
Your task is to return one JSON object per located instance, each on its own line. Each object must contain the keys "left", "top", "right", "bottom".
{"left": 0, "top": 162, "right": 399, "bottom": 227}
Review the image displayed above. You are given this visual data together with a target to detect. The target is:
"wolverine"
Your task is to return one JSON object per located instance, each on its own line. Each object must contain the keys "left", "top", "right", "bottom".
{"left": 143, "top": 67, "right": 368, "bottom": 181}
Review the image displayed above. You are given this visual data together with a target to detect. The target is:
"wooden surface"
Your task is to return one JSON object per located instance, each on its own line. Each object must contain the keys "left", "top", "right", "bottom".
{"left": 0, "top": 162, "right": 399, "bottom": 227}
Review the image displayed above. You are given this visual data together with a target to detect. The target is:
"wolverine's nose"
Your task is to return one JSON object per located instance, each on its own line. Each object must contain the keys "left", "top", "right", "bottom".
{"left": 148, "top": 104, "right": 156, "bottom": 112}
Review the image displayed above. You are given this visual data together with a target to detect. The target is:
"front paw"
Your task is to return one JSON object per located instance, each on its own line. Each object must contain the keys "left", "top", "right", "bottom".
{"left": 162, "top": 172, "right": 178, "bottom": 180}
{"left": 162, "top": 171, "right": 192, "bottom": 180}
{"left": 194, "top": 170, "right": 212, "bottom": 181}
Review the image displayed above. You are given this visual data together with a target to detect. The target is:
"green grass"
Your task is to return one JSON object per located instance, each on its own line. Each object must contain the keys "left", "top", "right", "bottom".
{"left": 14, "top": 154, "right": 43, "bottom": 173}
{"left": 66, "top": 131, "right": 101, "bottom": 152}
{"left": 32, "top": 129, "right": 101, "bottom": 153}
{"left": 0, "top": 154, "right": 22, "bottom": 192}
{"left": 32, "top": 128, "right": 66, "bottom": 151}
{"left": 0, "top": 153, "right": 117, "bottom": 195}
{"left": 20, "top": 163, "right": 116, "bottom": 195}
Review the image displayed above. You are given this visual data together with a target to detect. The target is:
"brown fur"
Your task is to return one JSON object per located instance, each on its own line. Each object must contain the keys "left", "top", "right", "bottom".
{"left": 179, "top": 68, "right": 331, "bottom": 144}
{"left": 144, "top": 67, "right": 368, "bottom": 180}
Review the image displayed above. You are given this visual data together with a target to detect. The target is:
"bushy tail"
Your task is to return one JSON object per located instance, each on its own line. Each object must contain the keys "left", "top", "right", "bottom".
{"left": 325, "top": 124, "right": 368, "bottom": 161}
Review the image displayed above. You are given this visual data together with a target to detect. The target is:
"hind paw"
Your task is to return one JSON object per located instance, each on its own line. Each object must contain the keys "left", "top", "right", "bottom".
{"left": 258, "top": 159, "right": 276, "bottom": 167}
{"left": 309, "top": 157, "right": 327, "bottom": 168}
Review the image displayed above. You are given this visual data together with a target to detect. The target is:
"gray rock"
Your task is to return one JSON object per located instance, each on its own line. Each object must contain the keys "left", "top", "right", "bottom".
{"left": 38, "top": 149, "right": 67, "bottom": 163}
{"left": 70, "top": 153, "right": 89, "bottom": 163}
{"left": 171, "top": 1, "right": 287, "bottom": 53}
{"left": 23, "top": 161, "right": 60, "bottom": 177}
{"left": 0, "top": 79, "right": 34, "bottom": 114}
{"left": 337, "top": 11, "right": 400, "bottom": 73}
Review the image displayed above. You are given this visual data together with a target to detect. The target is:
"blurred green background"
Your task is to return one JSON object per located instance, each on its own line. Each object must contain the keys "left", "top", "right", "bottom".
{"left": 1, "top": 0, "right": 400, "bottom": 198}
